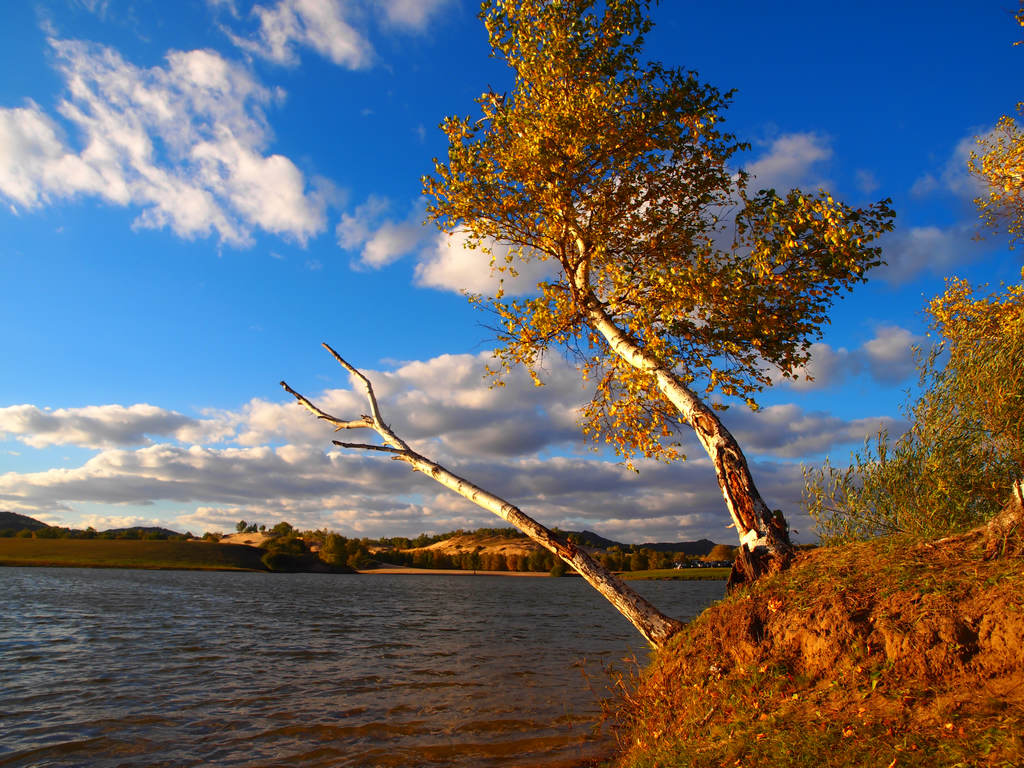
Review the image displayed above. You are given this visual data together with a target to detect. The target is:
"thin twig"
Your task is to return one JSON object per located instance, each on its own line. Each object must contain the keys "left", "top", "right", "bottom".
{"left": 332, "top": 440, "right": 407, "bottom": 454}
{"left": 280, "top": 380, "right": 371, "bottom": 430}
{"left": 320, "top": 342, "right": 409, "bottom": 451}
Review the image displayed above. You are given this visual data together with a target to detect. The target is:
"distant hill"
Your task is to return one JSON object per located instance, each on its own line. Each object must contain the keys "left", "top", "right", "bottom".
{"left": 0, "top": 537, "right": 270, "bottom": 571}
{"left": 572, "top": 530, "right": 720, "bottom": 556}
{"left": 573, "top": 529, "right": 621, "bottom": 549}
{"left": 638, "top": 538, "right": 718, "bottom": 556}
{"left": 0, "top": 511, "right": 49, "bottom": 532}
{"left": 397, "top": 528, "right": 723, "bottom": 558}
{"left": 402, "top": 532, "right": 538, "bottom": 557}
{"left": 105, "top": 526, "right": 184, "bottom": 538}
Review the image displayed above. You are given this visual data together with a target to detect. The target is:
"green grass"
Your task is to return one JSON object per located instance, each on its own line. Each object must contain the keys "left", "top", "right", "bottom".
{"left": 0, "top": 538, "right": 268, "bottom": 571}
{"left": 620, "top": 568, "right": 729, "bottom": 581}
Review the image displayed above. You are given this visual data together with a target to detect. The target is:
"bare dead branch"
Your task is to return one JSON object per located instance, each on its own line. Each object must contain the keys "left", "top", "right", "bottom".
{"left": 318, "top": 342, "right": 409, "bottom": 451}
{"left": 332, "top": 440, "right": 407, "bottom": 454}
{"left": 283, "top": 344, "right": 686, "bottom": 647}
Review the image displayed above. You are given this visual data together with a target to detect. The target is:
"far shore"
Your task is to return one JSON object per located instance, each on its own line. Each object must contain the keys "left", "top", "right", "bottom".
{"left": 359, "top": 565, "right": 730, "bottom": 580}
{"left": 358, "top": 566, "right": 550, "bottom": 577}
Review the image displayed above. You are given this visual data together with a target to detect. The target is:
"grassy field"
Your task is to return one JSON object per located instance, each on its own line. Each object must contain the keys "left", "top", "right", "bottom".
{"left": 0, "top": 538, "right": 268, "bottom": 571}
{"left": 620, "top": 567, "right": 730, "bottom": 581}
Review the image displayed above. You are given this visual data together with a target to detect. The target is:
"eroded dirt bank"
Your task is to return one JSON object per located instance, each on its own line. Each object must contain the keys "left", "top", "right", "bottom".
{"left": 610, "top": 509, "right": 1024, "bottom": 767}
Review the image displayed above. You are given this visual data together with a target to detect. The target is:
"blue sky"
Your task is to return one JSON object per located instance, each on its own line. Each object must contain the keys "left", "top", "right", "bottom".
{"left": 0, "top": 0, "right": 1019, "bottom": 543}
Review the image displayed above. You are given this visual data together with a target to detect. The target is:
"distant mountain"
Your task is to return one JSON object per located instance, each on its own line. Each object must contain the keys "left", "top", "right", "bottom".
{"left": 638, "top": 538, "right": 719, "bottom": 556}
{"left": 572, "top": 530, "right": 719, "bottom": 556}
{"left": 0, "top": 511, "right": 49, "bottom": 532}
{"left": 105, "top": 526, "right": 184, "bottom": 538}
{"left": 410, "top": 528, "right": 723, "bottom": 557}
{"left": 572, "top": 529, "right": 621, "bottom": 549}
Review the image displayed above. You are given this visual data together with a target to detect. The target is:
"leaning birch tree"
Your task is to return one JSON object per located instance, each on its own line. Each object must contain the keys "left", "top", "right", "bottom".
{"left": 282, "top": 344, "right": 684, "bottom": 647}
{"left": 423, "top": 0, "right": 894, "bottom": 586}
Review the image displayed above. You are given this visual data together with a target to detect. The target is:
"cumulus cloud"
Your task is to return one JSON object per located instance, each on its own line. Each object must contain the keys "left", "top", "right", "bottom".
{"left": 877, "top": 224, "right": 986, "bottom": 285}
{"left": 0, "top": 39, "right": 326, "bottom": 245}
{"left": 214, "top": 0, "right": 455, "bottom": 69}
{"left": 239, "top": 351, "right": 587, "bottom": 456}
{"left": 224, "top": 0, "right": 374, "bottom": 69}
{"left": 785, "top": 324, "right": 923, "bottom": 390}
{"left": 415, "top": 230, "right": 556, "bottom": 296}
{"left": 723, "top": 404, "right": 904, "bottom": 460}
{"left": 0, "top": 103, "right": 99, "bottom": 209}
{"left": 0, "top": 436, "right": 805, "bottom": 543}
{"left": 862, "top": 325, "right": 923, "bottom": 384}
{"left": 0, "top": 349, "right": 903, "bottom": 543}
{"left": 745, "top": 132, "right": 832, "bottom": 191}
{"left": 374, "top": 0, "right": 456, "bottom": 31}
{"left": 786, "top": 342, "right": 857, "bottom": 391}
{"left": 855, "top": 169, "right": 880, "bottom": 195}
{"left": 337, "top": 196, "right": 429, "bottom": 268}
{"left": 880, "top": 128, "right": 1004, "bottom": 284}
{"left": 910, "top": 133, "right": 987, "bottom": 203}
{"left": 0, "top": 404, "right": 201, "bottom": 449}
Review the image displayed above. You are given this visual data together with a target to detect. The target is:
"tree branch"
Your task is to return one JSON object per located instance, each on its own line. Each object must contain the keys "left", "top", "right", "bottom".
{"left": 332, "top": 440, "right": 407, "bottom": 454}
{"left": 282, "top": 344, "right": 685, "bottom": 647}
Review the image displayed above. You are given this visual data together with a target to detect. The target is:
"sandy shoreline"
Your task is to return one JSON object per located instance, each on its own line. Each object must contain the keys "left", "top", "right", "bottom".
{"left": 358, "top": 567, "right": 550, "bottom": 577}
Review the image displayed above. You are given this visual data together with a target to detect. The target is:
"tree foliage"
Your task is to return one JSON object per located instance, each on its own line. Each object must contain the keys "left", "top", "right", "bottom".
{"left": 970, "top": 105, "right": 1024, "bottom": 248}
{"left": 969, "top": 5, "right": 1024, "bottom": 247}
{"left": 424, "top": 0, "right": 893, "bottom": 467}
{"left": 805, "top": 273, "right": 1024, "bottom": 545}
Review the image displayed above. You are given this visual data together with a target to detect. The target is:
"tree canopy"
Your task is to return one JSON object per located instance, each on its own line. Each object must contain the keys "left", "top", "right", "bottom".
{"left": 423, "top": 0, "right": 893, "bottom": 582}
{"left": 424, "top": 0, "right": 894, "bottom": 466}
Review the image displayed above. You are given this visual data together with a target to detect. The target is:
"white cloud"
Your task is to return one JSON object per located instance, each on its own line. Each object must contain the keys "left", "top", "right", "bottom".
{"left": 0, "top": 103, "right": 105, "bottom": 208}
{"left": 0, "top": 404, "right": 200, "bottom": 449}
{"left": 889, "top": 126, "right": 1010, "bottom": 284}
{"left": 237, "top": 351, "right": 586, "bottom": 456}
{"left": 862, "top": 325, "right": 922, "bottom": 384}
{"left": 362, "top": 219, "right": 427, "bottom": 268}
{"left": 0, "top": 350, "right": 907, "bottom": 543}
{"left": 215, "top": 0, "right": 456, "bottom": 68}
{"left": 878, "top": 224, "right": 984, "bottom": 285}
{"left": 415, "top": 230, "right": 556, "bottom": 296}
{"left": 911, "top": 133, "right": 987, "bottom": 202}
{"left": 337, "top": 196, "right": 429, "bottom": 268}
{"left": 374, "top": 0, "right": 455, "bottom": 31}
{"left": 786, "top": 342, "right": 857, "bottom": 391}
{"left": 784, "top": 324, "right": 923, "bottom": 390}
{"left": 336, "top": 194, "right": 389, "bottom": 248}
{"left": 0, "top": 437, "right": 806, "bottom": 543}
{"left": 0, "top": 39, "right": 327, "bottom": 245}
{"left": 227, "top": 0, "right": 374, "bottom": 69}
{"left": 745, "top": 132, "right": 832, "bottom": 191}
{"left": 74, "top": 0, "right": 112, "bottom": 18}
{"left": 855, "top": 169, "right": 880, "bottom": 195}
{"left": 723, "top": 404, "right": 904, "bottom": 460}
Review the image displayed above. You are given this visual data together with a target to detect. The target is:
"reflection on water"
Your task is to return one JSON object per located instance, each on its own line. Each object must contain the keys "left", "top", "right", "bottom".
{"left": 1, "top": 568, "right": 723, "bottom": 767}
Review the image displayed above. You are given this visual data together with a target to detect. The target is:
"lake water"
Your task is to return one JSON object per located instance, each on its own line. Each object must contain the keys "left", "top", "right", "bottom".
{"left": 1, "top": 568, "right": 724, "bottom": 768}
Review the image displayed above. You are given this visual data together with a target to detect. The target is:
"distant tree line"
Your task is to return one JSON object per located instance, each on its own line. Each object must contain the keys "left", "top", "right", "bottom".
{"left": 0, "top": 526, "right": 194, "bottom": 540}
{"left": 2, "top": 517, "right": 733, "bottom": 574}
{"left": 376, "top": 541, "right": 729, "bottom": 574}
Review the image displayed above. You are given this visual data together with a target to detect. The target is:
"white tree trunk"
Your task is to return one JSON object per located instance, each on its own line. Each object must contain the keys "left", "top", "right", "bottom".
{"left": 282, "top": 344, "right": 685, "bottom": 647}
{"left": 396, "top": 445, "right": 683, "bottom": 646}
{"left": 582, "top": 299, "right": 794, "bottom": 584}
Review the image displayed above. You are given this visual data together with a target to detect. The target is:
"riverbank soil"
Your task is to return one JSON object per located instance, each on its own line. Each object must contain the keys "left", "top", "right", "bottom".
{"left": 609, "top": 506, "right": 1024, "bottom": 767}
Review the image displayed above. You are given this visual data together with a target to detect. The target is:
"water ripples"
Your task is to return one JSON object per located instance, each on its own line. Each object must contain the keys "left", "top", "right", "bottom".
{"left": 1, "top": 568, "right": 723, "bottom": 767}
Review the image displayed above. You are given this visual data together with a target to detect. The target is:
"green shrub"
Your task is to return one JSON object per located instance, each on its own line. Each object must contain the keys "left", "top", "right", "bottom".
{"left": 805, "top": 273, "right": 1024, "bottom": 545}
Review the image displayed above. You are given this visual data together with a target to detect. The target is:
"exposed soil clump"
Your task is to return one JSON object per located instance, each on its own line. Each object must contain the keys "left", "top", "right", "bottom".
{"left": 610, "top": 501, "right": 1024, "bottom": 767}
